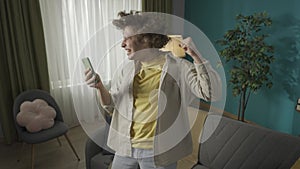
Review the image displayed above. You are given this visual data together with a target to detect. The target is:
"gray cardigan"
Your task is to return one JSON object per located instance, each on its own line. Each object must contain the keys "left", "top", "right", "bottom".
{"left": 101, "top": 52, "right": 221, "bottom": 167}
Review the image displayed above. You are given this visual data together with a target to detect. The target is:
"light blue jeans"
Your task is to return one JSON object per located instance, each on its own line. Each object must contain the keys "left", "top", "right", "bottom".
{"left": 111, "top": 148, "right": 177, "bottom": 169}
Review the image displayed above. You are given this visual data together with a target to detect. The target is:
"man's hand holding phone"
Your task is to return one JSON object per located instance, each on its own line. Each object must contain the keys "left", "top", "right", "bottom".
{"left": 82, "top": 57, "right": 111, "bottom": 106}
{"left": 82, "top": 57, "right": 101, "bottom": 88}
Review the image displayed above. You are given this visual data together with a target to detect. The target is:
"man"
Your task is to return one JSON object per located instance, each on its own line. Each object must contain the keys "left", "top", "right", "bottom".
{"left": 85, "top": 11, "right": 221, "bottom": 169}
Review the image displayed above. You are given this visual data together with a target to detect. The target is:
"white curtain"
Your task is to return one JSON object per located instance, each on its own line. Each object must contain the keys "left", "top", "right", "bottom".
{"left": 39, "top": 0, "right": 142, "bottom": 128}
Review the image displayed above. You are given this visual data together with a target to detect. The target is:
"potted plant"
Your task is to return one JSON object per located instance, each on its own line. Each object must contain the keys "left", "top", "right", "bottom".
{"left": 216, "top": 12, "right": 275, "bottom": 121}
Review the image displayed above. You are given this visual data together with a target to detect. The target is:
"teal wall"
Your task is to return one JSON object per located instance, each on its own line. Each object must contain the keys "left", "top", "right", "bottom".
{"left": 185, "top": 0, "right": 300, "bottom": 135}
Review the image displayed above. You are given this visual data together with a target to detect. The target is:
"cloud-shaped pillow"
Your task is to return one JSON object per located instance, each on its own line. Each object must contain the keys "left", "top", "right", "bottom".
{"left": 16, "top": 99, "right": 57, "bottom": 133}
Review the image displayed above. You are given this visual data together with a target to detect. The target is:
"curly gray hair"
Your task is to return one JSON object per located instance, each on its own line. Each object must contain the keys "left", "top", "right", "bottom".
{"left": 112, "top": 11, "right": 170, "bottom": 48}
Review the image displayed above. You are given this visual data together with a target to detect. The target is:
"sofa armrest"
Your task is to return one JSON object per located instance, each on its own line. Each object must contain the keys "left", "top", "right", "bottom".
{"left": 85, "top": 138, "right": 104, "bottom": 169}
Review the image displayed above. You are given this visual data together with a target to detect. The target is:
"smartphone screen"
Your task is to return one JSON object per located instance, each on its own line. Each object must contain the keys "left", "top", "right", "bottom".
{"left": 82, "top": 57, "right": 95, "bottom": 73}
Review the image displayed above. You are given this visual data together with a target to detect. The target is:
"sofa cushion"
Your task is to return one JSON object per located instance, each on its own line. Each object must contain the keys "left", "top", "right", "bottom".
{"left": 199, "top": 114, "right": 300, "bottom": 169}
{"left": 192, "top": 165, "right": 210, "bottom": 169}
{"left": 91, "top": 154, "right": 114, "bottom": 169}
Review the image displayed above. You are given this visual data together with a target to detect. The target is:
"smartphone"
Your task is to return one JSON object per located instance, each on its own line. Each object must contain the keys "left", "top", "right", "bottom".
{"left": 82, "top": 57, "right": 95, "bottom": 73}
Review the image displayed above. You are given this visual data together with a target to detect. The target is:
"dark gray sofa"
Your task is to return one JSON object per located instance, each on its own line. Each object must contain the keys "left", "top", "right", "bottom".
{"left": 85, "top": 114, "right": 300, "bottom": 169}
{"left": 194, "top": 114, "right": 300, "bottom": 169}
{"left": 85, "top": 137, "right": 114, "bottom": 169}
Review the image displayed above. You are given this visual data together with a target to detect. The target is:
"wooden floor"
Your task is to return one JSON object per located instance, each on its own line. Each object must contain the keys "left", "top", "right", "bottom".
{"left": 0, "top": 126, "right": 88, "bottom": 169}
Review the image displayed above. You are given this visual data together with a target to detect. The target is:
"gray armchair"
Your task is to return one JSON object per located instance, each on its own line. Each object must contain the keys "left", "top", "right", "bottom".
{"left": 13, "top": 89, "right": 80, "bottom": 169}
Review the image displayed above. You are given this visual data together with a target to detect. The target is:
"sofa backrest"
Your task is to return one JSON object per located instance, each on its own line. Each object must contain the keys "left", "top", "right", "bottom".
{"left": 199, "top": 114, "right": 300, "bottom": 169}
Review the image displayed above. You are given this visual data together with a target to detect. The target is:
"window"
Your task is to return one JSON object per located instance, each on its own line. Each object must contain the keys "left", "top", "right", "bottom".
{"left": 39, "top": 0, "right": 142, "bottom": 126}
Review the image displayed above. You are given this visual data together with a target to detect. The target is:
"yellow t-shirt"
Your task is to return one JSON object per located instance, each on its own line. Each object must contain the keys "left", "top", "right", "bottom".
{"left": 131, "top": 57, "right": 165, "bottom": 149}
